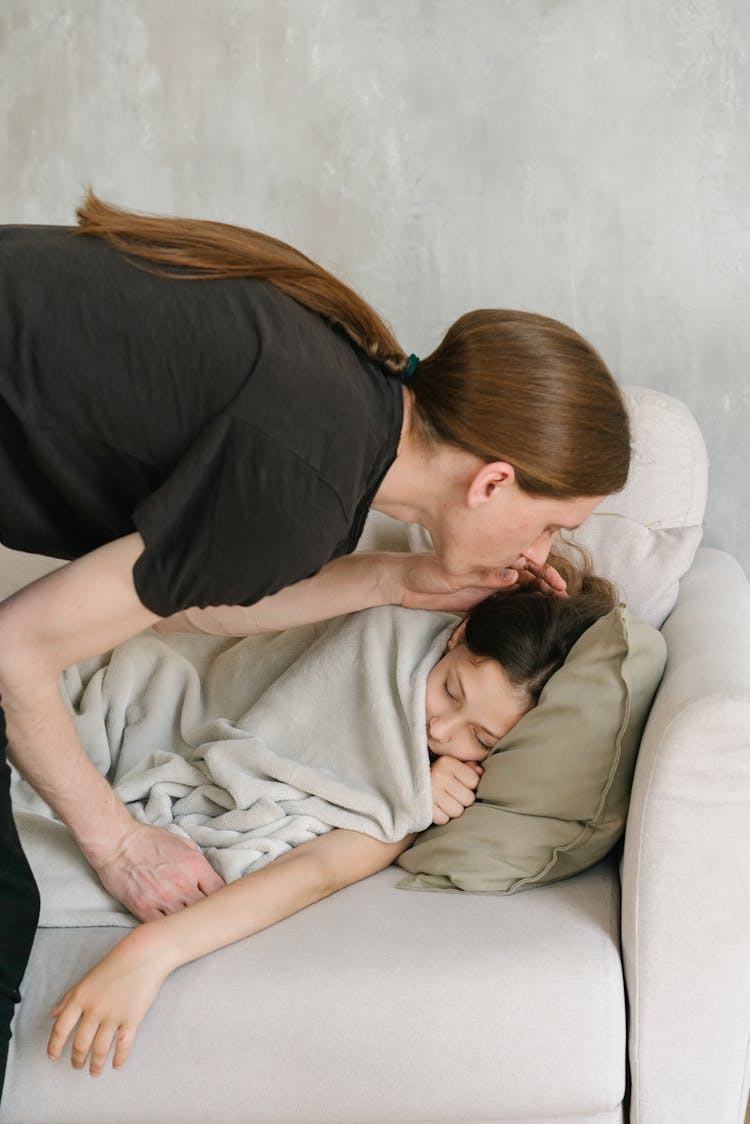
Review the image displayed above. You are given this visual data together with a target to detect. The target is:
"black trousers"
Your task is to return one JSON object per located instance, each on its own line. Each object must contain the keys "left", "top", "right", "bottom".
{"left": 0, "top": 704, "right": 40, "bottom": 1101}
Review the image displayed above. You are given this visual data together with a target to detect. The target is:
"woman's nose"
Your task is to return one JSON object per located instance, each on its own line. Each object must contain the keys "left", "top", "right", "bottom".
{"left": 522, "top": 531, "right": 554, "bottom": 570}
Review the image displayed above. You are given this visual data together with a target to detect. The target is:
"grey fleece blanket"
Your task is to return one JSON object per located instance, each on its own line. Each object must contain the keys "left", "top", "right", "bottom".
{"left": 11, "top": 606, "right": 454, "bottom": 927}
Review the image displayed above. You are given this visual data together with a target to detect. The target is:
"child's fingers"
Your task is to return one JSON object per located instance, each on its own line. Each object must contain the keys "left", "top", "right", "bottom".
{"left": 50, "top": 988, "right": 73, "bottom": 1018}
{"left": 112, "top": 1026, "right": 136, "bottom": 1070}
{"left": 442, "top": 793, "right": 467, "bottom": 818}
{"left": 452, "top": 761, "right": 483, "bottom": 789}
{"left": 443, "top": 779, "right": 477, "bottom": 809}
{"left": 433, "top": 792, "right": 465, "bottom": 822}
{"left": 88, "top": 1021, "right": 119, "bottom": 1077}
{"left": 47, "top": 1002, "right": 81, "bottom": 1060}
{"left": 69, "top": 1015, "right": 103, "bottom": 1071}
{"left": 432, "top": 802, "right": 450, "bottom": 825}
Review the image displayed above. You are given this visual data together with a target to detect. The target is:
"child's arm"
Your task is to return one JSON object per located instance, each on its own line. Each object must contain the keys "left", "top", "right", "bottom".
{"left": 47, "top": 828, "right": 415, "bottom": 1077}
{"left": 430, "top": 755, "right": 484, "bottom": 825}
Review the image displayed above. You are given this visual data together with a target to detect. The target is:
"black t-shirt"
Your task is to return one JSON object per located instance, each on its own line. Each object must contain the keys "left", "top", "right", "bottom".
{"left": 0, "top": 226, "right": 403, "bottom": 615}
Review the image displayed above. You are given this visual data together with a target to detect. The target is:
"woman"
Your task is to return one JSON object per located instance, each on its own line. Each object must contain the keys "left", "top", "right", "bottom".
{"left": 0, "top": 193, "right": 630, "bottom": 1092}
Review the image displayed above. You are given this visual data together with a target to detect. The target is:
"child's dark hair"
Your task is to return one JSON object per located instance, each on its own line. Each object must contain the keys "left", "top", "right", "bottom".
{"left": 463, "top": 549, "right": 617, "bottom": 701}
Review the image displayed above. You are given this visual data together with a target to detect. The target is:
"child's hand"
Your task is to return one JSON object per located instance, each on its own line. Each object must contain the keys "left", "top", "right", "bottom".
{"left": 429, "top": 755, "right": 484, "bottom": 825}
{"left": 47, "top": 924, "right": 174, "bottom": 1076}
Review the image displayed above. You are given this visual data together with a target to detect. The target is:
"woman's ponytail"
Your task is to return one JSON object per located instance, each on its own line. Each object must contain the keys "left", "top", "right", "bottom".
{"left": 75, "top": 189, "right": 408, "bottom": 374}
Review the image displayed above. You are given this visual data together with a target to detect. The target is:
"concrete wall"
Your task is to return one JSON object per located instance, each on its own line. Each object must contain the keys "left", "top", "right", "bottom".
{"left": 2, "top": 0, "right": 747, "bottom": 572}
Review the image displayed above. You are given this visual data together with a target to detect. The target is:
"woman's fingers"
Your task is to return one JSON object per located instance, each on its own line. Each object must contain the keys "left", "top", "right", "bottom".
{"left": 96, "top": 820, "right": 225, "bottom": 921}
{"left": 197, "top": 867, "right": 225, "bottom": 896}
{"left": 539, "top": 562, "right": 568, "bottom": 592}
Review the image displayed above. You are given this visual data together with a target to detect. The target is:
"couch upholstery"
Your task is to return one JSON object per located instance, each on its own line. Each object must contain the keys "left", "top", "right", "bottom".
{"left": 1, "top": 386, "right": 749, "bottom": 1124}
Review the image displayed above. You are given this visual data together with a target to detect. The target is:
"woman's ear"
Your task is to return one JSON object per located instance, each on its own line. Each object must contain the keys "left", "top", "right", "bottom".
{"left": 466, "top": 461, "right": 516, "bottom": 509}
{"left": 447, "top": 619, "right": 468, "bottom": 650}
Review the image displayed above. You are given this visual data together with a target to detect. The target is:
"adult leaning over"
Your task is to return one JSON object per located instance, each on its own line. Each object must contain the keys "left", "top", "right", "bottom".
{"left": 0, "top": 193, "right": 631, "bottom": 1093}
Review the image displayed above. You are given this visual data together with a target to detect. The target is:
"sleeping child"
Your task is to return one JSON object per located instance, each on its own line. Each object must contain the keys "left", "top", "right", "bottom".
{"left": 40, "top": 555, "right": 615, "bottom": 1075}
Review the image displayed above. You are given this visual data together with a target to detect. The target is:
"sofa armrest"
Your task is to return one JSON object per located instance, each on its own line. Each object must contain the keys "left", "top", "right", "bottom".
{"left": 621, "top": 547, "right": 750, "bottom": 1124}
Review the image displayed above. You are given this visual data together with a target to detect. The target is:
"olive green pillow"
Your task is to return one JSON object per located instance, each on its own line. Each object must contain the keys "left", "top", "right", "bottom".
{"left": 396, "top": 606, "right": 666, "bottom": 894}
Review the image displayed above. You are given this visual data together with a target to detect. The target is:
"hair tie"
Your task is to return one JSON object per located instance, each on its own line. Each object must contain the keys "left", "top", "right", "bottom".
{"left": 402, "top": 353, "right": 419, "bottom": 385}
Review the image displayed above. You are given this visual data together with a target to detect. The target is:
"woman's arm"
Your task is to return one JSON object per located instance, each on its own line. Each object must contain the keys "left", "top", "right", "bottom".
{"left": 155, "top": 550, "right": 526, "bottom": 637}
{"left": 47, "top": 828, "right": 415, "bottom": 1075}
{"left": 0, "top": 532, "right": 225, "bottom": 919}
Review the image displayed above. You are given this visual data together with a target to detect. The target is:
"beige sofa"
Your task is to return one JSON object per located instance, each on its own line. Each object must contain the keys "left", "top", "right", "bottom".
{"left": 1, "top": 385, "right": 749, "bottom": 1124}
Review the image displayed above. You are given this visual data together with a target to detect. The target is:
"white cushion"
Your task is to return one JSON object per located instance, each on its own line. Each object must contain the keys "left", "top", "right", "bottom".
{"left": 567, "top": 517, "right": 702, "bottom": 629}
{"left": 609, "top": 386, "right": 708, "bottom": 529}
{"left": 566, "top": 385, "right": 707, "bottom": 626}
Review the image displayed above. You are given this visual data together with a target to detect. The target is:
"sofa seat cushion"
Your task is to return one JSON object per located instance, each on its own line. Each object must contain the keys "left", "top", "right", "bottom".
{"left": 2, "top": 859, "right": 624, "bottom": 1124}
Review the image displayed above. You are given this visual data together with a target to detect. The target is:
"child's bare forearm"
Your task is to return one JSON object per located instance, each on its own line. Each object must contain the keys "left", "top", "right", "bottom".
{"left": 153, "top": 829, "right": 414, "bottom": 970}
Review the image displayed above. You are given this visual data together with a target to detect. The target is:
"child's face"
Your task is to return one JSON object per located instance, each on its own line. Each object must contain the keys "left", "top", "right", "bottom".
{"left": 424, "top": 622, "right": 533, "bottom": 762}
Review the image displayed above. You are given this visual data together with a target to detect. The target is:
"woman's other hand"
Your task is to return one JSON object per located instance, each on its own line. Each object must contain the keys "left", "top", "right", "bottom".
{"left": 429, "top": 755, "right": 484, "bottom": 825}
{"left": 47, "top": 924, "right": 173, "bottom": 1076}
{"left": 94, "top": 821, "right": 225, "bottom": 922}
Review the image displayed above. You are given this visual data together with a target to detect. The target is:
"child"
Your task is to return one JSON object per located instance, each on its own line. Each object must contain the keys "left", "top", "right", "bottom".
{"left": 46, "top": 556, "right": 615, "bottom": 1077}
{"left": 426, "top": 559, "right": 615, "bottom": 821}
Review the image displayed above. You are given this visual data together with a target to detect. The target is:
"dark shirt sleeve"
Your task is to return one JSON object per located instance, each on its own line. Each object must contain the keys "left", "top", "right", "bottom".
{"left": 131, "top": 416, "right": 350, "bottom": 616}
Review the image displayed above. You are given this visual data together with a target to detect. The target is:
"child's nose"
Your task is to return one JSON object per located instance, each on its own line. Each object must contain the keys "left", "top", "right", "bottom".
{"left": 428, "top": 715, "right": 455, "bottom": 743}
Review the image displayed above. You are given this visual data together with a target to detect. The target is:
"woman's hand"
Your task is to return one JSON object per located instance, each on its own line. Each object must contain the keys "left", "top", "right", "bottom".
{"left": 397, "top": 552, "right": 567, "bottom": 613}
{"left": 429, "top": 755, "right": 484, "bottom": 825}
{"left": 47, "top": 924, "right": 174, "bottom": 1076}
{"left": 398, "top": 553, "right": 519, "bottom": 612}
{"left": 94, "top": 821, "right": 225, "bottom": 922}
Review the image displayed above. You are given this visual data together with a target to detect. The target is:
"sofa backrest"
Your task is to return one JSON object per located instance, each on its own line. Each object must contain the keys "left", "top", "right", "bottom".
{"left": 600, "top": 384, "right": 707, "bottom": 529}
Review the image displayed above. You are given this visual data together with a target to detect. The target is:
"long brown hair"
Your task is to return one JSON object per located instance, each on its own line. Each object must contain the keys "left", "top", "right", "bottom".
{"left": 75, "top": 191, "right": 630, "bottom": 498}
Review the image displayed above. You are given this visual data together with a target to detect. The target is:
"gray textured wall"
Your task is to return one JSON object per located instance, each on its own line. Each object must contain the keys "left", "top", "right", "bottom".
{"left": 2, "top": 0, "right": 748, "bottom": 573}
